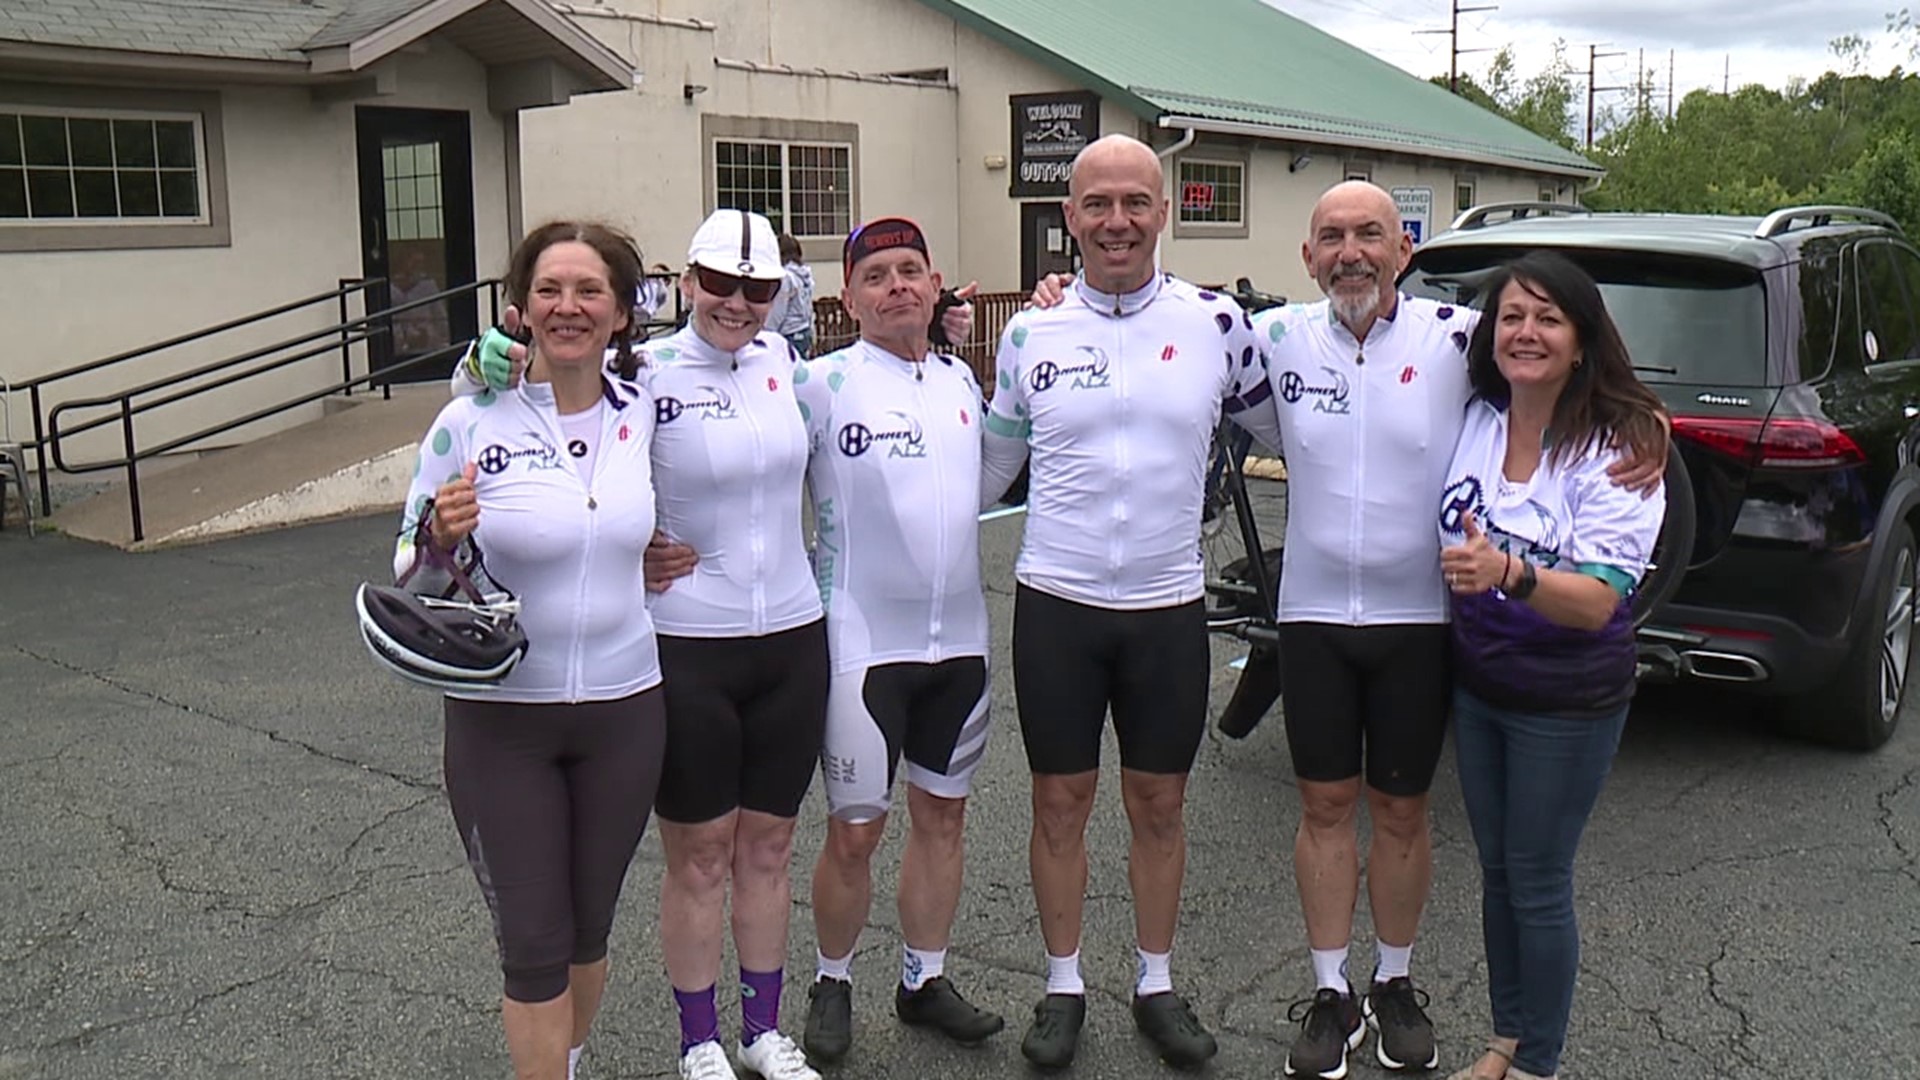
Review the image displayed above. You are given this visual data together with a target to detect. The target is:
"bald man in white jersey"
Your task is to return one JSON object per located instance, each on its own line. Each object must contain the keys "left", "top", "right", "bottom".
{"left": 980, "top": 134, "right": 1283, "bottom": 1072}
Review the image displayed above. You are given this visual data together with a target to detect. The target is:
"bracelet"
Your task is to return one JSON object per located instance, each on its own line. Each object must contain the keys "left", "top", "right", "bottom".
{"left": 1509, "top": 558, "right": 1539, "bottom": 600}
{"left": 1502, "top": 551, "right": 1513, "bottom": 592}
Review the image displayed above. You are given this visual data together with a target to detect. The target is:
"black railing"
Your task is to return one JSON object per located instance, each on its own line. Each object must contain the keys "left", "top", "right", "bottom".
{"left": 17, "top": 277, "right": 500, "bottom": 542}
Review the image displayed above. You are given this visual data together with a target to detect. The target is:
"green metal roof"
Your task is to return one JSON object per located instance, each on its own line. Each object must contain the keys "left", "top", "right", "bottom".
{"left": 915, "top": 0, "right": 1602, "bottom": 178}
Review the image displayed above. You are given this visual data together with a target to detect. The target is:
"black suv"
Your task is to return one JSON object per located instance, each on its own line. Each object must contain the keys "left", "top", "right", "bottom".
{"left": 1402, "top": 203, "right": 1920, "bottom": 750}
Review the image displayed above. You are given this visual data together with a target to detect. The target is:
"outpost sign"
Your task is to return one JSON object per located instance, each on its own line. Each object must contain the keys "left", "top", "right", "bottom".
{"left": 1009, "top": 90, "right": 1100, "bottom": 198}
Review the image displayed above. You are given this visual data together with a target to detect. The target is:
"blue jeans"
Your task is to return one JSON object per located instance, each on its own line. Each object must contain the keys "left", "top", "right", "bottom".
{"left": 1453, "top": 687, "right": 1627, "bottom": 1077}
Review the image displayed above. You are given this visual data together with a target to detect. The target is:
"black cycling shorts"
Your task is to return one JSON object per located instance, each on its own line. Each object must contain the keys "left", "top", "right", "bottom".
{"left": 1277, "top": 621, "right": 1451, "bottom": 797}
{"left": 1012, "top": 584, "right": 1210, "bottom": 776}
{"left": 444, "top": 686, "right": 667, "bottom": 1003}
{"left": 654, "top": 619, "right": 830, "bottom": 823}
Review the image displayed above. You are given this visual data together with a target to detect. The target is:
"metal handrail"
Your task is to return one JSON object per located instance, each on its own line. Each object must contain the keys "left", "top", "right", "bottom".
{"left": 46, "top": 281, "right": 488, "bottom": 449}
{"left": 25, "top": 276, "right": 500, "bottom": 541}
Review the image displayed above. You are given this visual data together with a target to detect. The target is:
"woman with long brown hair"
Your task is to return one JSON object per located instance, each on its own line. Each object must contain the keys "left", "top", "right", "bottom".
{"left": 1437, "top": 249, "right": 1668, "bottom": 1080}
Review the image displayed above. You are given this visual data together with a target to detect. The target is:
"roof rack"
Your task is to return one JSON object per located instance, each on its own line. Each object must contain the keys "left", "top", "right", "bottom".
{"left": 1448, "top": 202, "right": 1592, "bottom": 232}
{"left": 1754, "top": 205, "right": 1902, "bottom": 238}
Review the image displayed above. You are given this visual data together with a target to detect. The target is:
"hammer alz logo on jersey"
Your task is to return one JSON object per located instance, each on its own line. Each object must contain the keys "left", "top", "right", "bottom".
{"left": 653, "top": 384, "right": 739, "bottom": 425}
{"left": 1028, "top": 345, "right": 1113, "bottom": 393}
{"left": 1278, "top": 366, "right": 1352, "bottom": 415}
{"left": 476, "top": 432, "right": 566, "bottom": 475}
{"left": 837, "top": 410, "right": 928, "bottom": 459}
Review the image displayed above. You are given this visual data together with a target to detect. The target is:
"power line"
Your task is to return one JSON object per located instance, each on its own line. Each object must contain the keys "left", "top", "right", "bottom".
{"left": 1416, "top": 0, "right": 1498, "bottom": 94}
{"left": 1581, "top": 42, "right": 1629, "bottom": 147}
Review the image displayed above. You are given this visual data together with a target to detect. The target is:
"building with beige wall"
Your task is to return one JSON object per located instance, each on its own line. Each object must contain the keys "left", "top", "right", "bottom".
{"left": 4, "top": 0, "right": 1596, "bottom": 473}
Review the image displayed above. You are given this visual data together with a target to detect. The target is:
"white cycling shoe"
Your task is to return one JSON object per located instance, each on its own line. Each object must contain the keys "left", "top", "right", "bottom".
{"left": 736, "top": 1031, "right": 819, "bottom": 1080}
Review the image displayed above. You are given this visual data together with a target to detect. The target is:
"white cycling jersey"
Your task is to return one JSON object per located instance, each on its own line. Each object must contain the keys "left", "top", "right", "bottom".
{"left": 982, "top": 272, "right": 1282, "bottom": 610}
{"left": 396, "top": 377, "right": 662, "bottom": 703}
{"left": 1252, "top": 294, "right": 1479, "bottom": 625}
{"left": 797, "top": 340, "right": 989, "bottom": 671}
{"left": 451, "top": 328, "right": 820, "bottom": 638}
{"left": 640, "top": 325, "right": 821, "bottom": 637}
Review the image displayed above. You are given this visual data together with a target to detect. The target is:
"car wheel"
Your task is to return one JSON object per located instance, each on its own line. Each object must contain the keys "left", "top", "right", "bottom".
{"left": 1781, "top": 522, "right": 1916, "bottom": 750}
{"left": 1631, "top": 442, "right": 1695, "bottom": 628}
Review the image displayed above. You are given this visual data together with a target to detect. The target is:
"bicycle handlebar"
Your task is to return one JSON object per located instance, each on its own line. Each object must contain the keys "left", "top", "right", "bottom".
{"left": 1212, "top": 276, "right": 1287, "bottom": 313}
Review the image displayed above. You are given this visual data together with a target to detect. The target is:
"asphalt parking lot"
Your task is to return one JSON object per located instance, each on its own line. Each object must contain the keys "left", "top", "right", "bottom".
{"left": 3, "top": 505, "right": 1917, "bottom": 1079}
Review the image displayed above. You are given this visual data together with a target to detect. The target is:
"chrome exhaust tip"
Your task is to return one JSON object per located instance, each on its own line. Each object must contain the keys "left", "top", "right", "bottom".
{"left": 1679, "top": 649, "right": 1770, "bottom": 683}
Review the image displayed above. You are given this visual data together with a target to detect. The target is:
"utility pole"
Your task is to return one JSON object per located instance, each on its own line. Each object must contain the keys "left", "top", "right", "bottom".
{"left": 1416, "top": 0, "right": 1498, "bottom": 94}
{"left": 1584, "top": 42, "right": 1628, "bottom": 147}
{"left": 1724, "top": 54, "right": 1731, "bottom": 94}
{"left": 1668, "top": 48, "right": 1675, "bottom": 119}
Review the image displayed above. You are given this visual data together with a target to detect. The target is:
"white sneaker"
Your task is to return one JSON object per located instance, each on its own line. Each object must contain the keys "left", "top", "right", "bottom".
{"left": 679, "top": 1040, "right": 737, "bottom": 1080}
{"left": 736, "top": 1031, "right": 820, "bottom": 1080}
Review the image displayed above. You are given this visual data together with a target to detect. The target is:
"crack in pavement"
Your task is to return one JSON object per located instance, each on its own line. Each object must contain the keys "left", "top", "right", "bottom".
{"left": 1876, "top": 766, "right": 1919, "bottom": 887}
{"left": 13, "top": 645, "right": 440, "bottom": 794}
{"left": 323, "top": 964, "right": 494, "bottom": 1018}
{"left": 0, "top": 910, "right": 86, "bottom": 969}
{"left": 1609, "top": 842, "right": 1854, "bottom": 887}
{"left": 337, "top": 794, "right": 443, "bottom": 869}
{"left": 38, "top": 957, "right": 302, "bottom": 1052}
{"left": 1581, "top": 961, "right": 1726, "bottom": 1075}
{"left": 1703, "top": 935, "right": 1764, "bottom": 1072}
{"left": 0, "top": 735, "right": 86, "bottom": 771}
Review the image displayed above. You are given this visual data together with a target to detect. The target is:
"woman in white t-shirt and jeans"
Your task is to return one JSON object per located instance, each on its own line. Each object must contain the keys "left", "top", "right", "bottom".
{"left": 1435, "top": 250, "right": 1667, "bottom": 1080}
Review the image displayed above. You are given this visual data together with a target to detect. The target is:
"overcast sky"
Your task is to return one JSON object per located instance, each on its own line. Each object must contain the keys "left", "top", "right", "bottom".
{"left": 1269, "top": 0, "right": 1904, "bottom": 117}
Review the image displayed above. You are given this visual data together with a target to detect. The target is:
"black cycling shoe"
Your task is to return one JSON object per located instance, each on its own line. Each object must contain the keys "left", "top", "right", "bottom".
{"left": 803, "top": 977, "right": 853, "bottom": 1065}
{"left": 1132, "top": 992, "right": 1219, "bottom": 1069}
{"left": 895, "top": 976, "right": 1005, "bottom": 1045}
{"left": 1019, "top": 993, "right": 1086, "bottom": 1070}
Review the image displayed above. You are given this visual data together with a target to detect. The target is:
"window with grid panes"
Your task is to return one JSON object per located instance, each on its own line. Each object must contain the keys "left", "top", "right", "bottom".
{"left": 0, "top": 109, "right": 206, "bottom": 222}
{"left": 714, "top": 139, "right": 851, "bottom": 238}
{"left": 1177, "top": 159, "right": 1244, "bottom": 226}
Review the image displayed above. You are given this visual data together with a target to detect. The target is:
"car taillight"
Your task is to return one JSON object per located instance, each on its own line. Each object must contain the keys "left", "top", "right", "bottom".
{"left": 1671, "top": 415, "right": 1866, "bottom": 469}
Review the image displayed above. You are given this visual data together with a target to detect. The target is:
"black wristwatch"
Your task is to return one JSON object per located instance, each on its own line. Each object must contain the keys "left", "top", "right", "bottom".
{"left": 1508, "top": 559, "right": 1539, "bottom": 600}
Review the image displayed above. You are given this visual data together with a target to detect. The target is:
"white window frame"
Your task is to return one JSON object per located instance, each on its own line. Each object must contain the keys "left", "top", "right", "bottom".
{"left": 0, "top": 83, "right": 229, "bottom": 252}
{"left": 1455, "top": 177, "right": 1479, "bottom": 214}
{"left": 1, "top": 105, "right": 212, "bottom": 227}
{"left": 704, "top": 115, "right": 860, "bottom": 261}
{"left": 1173, "top": 154, "right": 1248, "bottom": 239}
{"left": 1344, "top": 162, "right": 1373, "bottom": 183}
{"left": 712, "top": 136, "right": 852, "bottom": 240}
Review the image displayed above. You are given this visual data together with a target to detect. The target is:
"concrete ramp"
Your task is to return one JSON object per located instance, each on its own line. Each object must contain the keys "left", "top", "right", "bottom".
{"left": 52, "top": 386, "right": 447, "bottom": 550}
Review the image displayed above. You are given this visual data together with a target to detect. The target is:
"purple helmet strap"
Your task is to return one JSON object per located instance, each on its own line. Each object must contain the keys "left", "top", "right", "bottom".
{"left": 394, "top": 498, "right": 490, "bottom": 604}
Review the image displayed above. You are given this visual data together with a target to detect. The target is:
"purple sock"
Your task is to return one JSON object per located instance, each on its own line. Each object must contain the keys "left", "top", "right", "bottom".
{"left": 673, "top": 985, "right": 719, "bottom": 1054}
{"left": 740, "top": 967, "right": 783, "bottom": 1046}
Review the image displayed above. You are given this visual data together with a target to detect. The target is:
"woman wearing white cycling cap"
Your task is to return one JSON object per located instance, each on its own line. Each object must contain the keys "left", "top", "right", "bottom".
{"left": 401, "top": 220, "right": 664, "bottom": 1080}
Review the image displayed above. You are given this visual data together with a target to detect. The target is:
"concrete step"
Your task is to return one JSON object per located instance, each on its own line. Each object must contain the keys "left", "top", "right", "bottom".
{"left": 51, "top": 385, "right": 447, "bottom": 550}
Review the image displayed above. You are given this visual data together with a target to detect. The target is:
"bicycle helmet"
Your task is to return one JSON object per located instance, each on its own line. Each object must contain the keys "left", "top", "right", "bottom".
{"left": 356, "top": 502, "right": 527, "bottom": 690}
{"left": 356, "top": 584, "right": 527, "bottom": 689}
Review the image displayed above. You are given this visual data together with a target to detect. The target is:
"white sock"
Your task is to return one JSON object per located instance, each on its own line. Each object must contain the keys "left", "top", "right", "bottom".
{"left": 1310, "top": 946, "right": 1350, "bottom": 993}
{"left": 567, "top": 1044, "right": 583, "bottom": 1080}
{"left": 1136, "top": 947, "right": 1173, "bottom": 996}
{"left": 1045, "top": 950, "right": 1085, "bottom": 995}
{"left": 817, "top": 949, "right": 853, "bottom": 983}
{"left": 902, "top": 945, "right": 946, "bottom": 990}
{"left": 1375, "top": 941, "right": 1413, "bottom": 984}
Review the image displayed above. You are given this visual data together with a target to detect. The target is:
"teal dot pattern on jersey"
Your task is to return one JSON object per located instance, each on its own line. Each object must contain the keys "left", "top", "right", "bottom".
{"left": 798, "top": 400, "right": 811, "bottom": 423}
{"left": 828, "top": 371, "right": 845, "bottom": 393}
{"left": 1010, "top": 325, "right": 1028, "bottom": 348}
{"left": 793, "top": 363, "right": 810, "bottom": 384}
{"left": 432, "top": 428, "right": 452, "bottom": 455}
{"left": 476, "top": 389, "right": 498, "bottom": 407}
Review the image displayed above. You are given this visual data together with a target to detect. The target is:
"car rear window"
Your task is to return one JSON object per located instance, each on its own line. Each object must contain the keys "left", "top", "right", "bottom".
{"left": 1402, "top": 247, "right": 1769, "bottom": 386}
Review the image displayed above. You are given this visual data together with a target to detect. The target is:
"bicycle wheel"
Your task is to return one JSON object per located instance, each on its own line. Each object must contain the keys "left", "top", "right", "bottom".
{"left": 1202, "top": 425, "right": 1269, "bottom": 631}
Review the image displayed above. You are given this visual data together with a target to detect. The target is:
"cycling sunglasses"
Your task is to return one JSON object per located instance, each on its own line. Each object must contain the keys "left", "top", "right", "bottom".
{"left": 694, "top": 265, "right": 781, "bottom": 304}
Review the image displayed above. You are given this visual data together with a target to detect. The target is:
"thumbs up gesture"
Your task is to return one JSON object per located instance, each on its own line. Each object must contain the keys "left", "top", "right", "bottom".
{"left": 1441, "top": 510, "right": 1501, "bottom": 594}
{"left": 430, "top": 462, "right": 480, "bottom": 551}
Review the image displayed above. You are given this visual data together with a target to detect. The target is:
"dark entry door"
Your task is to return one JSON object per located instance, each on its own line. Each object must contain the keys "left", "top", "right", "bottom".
{"left": 1020, "top": 201, "right": 1079, "bottom": 292}
{"left": 355, "top": 106, "right": 477, "bottom": 382}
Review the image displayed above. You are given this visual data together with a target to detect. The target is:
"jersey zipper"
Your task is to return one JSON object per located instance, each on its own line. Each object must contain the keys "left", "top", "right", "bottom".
{"left": 1109, "top": 314, "right": 1130, "bottom": 603}
{"left": 737, "top": 363, "right": 769, "bottom": 635}
{"left": 1348, "top": 338, "right": 1366, "bottom": 622}
{"left": 920, "top": 372, "right": 946, "bottom": 656}
{"left": 551, "top": 401, "right": 597, "bottom": 702}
